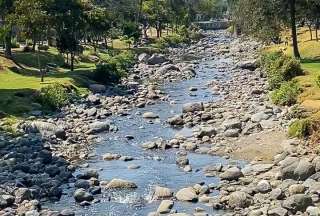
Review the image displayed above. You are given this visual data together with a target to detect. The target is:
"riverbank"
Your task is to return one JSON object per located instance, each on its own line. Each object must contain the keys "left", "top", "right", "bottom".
{"left": 0, "top": 30, "right": 316, "bottom": 216}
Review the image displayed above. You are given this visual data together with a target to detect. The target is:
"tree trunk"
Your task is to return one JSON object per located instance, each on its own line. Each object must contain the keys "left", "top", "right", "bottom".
{"left": 316, "top": 20, "right": 319, "bottom": 41}
{"left": 289, "top": 0, "right": 300, "bottom": 58}
{"left": 70, "top": 53, "right": 74, "bottom": 71}
{"left": 32, "top": 34, "right": 37, "bottom": 52}
{"left": 4, "top": 31, "right": 12, "bottom": 57}
{"left": 104, "top": 37, "right": 108, "bottom": 49}
{"left": 308, "top": 24, "right": 313, "bottom": 41}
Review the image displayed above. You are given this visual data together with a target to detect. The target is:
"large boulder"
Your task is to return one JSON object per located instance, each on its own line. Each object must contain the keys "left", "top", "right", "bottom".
{"left": 167, "top": 115, "right": 184, "bottom": 126}
{"left": 293, "top": 159, "right": 315, "bottom": 181}
{"left": 21, "top": 121, "right": 66, "bottom": 139}
{"left": 220, "top": 167, "right": 243, "bottom": 181}
{"left": 182, "top": 102, "right": 204, "bottom": 113}
{"left": 89, "top": 84, "right": 106, "bottom": 93}
{"left": 156, "top": 64, "right": 180, "bottom": 75}
{"left": 175, "top": 187, "right": 198, "bottom": 202}
{"left": 147, "top": 54, "right": 167, "bottom": 65}
{"left": 73, "top": 189, "right": 93, "bottom": 203}
{"left": 222, "top": 118, "right": 242, "bottom": 130}
{"left": 157, "top": 200, "right": 174, "bottom": 214}
{"left": 283, "top": 194, "right": 312, "bottom": 212}
{"left": 143, "top": 112, "right": 159, "bottom": 119}
{"left": 227, "top": 191, "right": 251, "bottom": 209}
{"left": 138, "top": 53, "right": 150, "bottom": 63}
{"left": 105, "top": 179, "right": 137, "bottom": 189}
{"left": 153, "top": 186, "right": 173, "bottom": 199}
{"left": 88, "top": 121, "right": 111, "bottom": 134}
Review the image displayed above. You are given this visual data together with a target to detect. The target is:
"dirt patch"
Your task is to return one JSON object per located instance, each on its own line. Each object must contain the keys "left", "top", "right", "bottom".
{"left": 230, "top": 130, "right": 287, "bottom": 162}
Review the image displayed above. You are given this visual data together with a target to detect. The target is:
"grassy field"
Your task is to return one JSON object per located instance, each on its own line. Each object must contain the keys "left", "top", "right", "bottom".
{"left": 267, "top": 28, "right": 320, "bottom": 112}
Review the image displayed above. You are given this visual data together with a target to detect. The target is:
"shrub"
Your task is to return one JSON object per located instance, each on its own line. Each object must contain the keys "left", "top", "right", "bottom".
{"left": 37, "top": 83, "right": 72, "bottom": 110}
{"left": 270, "top": 81, "right": 301, "bottom": 106}
{"left": 38, "top": 44, "right": 49, "bottom": 51}
{"left": 261, "top": 52, "right": 303, "bottom": 90}
{"left": 288, "top": 118, "right": 310, "bottom": 138}
{"left": 11, "top": 38, "right": 20, "bottom": 48}
{"left": 94, "top": 63, "right": 120, "bottom": 84}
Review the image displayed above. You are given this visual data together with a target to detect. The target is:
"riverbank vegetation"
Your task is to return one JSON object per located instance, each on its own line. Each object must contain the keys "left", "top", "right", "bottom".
{"left": 0, "top": 0, "right": 227, "bottom": 117}
{"left": 229, "top": 0, "right": 320, "bottom": 143}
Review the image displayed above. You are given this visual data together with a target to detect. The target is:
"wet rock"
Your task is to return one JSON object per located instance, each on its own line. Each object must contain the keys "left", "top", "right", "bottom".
{"left": 283, "top": 194, "right": 312, "bottom": 212}
{"left": 88, "top": 121, "right": 110, "bottom": 134}
{"left": 128, "top": 164, "right": 141, "bottom": 169}
{"left": 153, "top": 186, "right": 173, "bottom": 199}
{"left": 157, "top": 200, "right": 174, "bottom": 214}
{"left": 75, "top": 179, "right": 90, "bottom": 189}
{"left": 143, "top": 112, "right": 159, "bottom": 119}
{"left": 89, "top": 84, "right": 106, "bottom": 93}
{"left": 197, "top": 127, "right": 216, "bottom": 138}
{"left": 105, "top": 179, "right": 137, "bottom": 189}
{"left": 77, "top": 169, "right": 99, "bottom": 180}
{"left": 102, "top": 153, "right": 121, "bottom": 161}
{"left": 176, "top": 187, "right": 198, "bottom": 202}
{"left": 227, "top": 191, "right": 251, "bottom": 209}
{"left": 147, "top": 54, "right": 167, "bottom": 65}
{"left": 74, "top": 189, "right": 93, "bottom": 203}
{"left": 60, "top": 209, "right": 75, "bottom": 216}
{"left": 156, "top": 64, "right": 179, "bottom": 74}
{"left": 138, "top": 53, "right": 150, "bottom": 63}
{"left": 182, "top": 102, "right": 204, "bottom": 113}
{"left": 167, "top": 115, "right": 184, "bottom": 126}
{"left": 220, "top": 167, "right": 243, "bottom": 181}
{"left": 176, "top": 156, "right": 189, "bottom": 167}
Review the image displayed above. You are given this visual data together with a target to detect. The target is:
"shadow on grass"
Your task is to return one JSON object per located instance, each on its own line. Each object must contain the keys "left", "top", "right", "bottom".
{"left": 0, "top": 88, "right": 38, "bottom": 116}
{"left": 301, "top": 58, "right": 320, "bottom": 64}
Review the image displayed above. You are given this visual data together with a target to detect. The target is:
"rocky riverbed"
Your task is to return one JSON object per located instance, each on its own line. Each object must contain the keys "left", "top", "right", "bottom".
{"left": 0, "top": 30, "right": 318, "bottom": 216}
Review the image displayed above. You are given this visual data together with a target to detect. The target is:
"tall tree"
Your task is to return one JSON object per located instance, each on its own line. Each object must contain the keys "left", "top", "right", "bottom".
{"left": 0, "top": 0, "right": 15, "bottom": 57}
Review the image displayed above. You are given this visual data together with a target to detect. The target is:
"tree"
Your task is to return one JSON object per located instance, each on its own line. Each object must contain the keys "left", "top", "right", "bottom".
{"left": 49, "top": 0, "right": 86, "bottom": 71}
{"left": 0, "top": 0, "right": 15, "bottom": 57}
{"left": 14, "top": 0, "right": 49, "bottom": 51}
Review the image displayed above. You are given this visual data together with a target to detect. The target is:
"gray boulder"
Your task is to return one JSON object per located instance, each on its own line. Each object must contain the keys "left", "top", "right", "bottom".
{"left": 147, "top": 54, "right": 167, "bottom": 65}
{"left": 105, "top": 179, "right": 137, "bottom": 189}
{"left": 89, "top": 84, "right": 106, "bottom": 93}
{"left": 220, "top": 167, "right": 243, "bottom": 181}
{"left": 88, "top": 121, "right": 111, "bottom": 134}
{"left": 73, "top": 189, "right": 93, "bottom": 202}
{"left": 227, "top": 191, "right": 251, "bottom": 208}
{"left": 176, "top": 187, "right": 198, "bottom": 202}
{"left": 283, "top": 194, "right": 312, "bottom": 212}
{"left": 182, "top": 102, "right": 204, "bottom": 113}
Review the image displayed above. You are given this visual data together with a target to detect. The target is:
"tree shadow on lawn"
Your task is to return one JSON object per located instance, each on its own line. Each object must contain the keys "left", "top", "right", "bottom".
{"left": 301, "top": 58, "right": 320, "bottom": 64}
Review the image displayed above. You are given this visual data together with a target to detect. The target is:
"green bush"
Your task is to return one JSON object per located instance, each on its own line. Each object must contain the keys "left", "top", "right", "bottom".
{"left": 38, "top": 44, "right": 49, "bottom": 51}
{"left": 261, "top": 52, "right": 303, "bottom": 90}
{"left": 288, "top": 118, "right": 310, "bottom": 138}
{"left": 94, "top": 63, "right": 120, "bottom": 84}
{"left": 11, "top": 38, "right": 20, "bottom": 48}
{"left": 37, "top": 83, "right": 72, "bottom": 110}
{"left": 270, "top": 81, "right": 301, "bottom": 106}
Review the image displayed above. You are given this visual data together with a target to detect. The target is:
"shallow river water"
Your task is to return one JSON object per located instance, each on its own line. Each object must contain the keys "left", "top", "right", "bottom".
{"left": 47, "top": 32, "right": 245, "bottom": 216}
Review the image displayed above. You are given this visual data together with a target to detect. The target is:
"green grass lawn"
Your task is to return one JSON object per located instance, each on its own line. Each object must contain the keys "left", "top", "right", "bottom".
{"left": 268, "top": 28, "right": 320, "bottom": 112}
